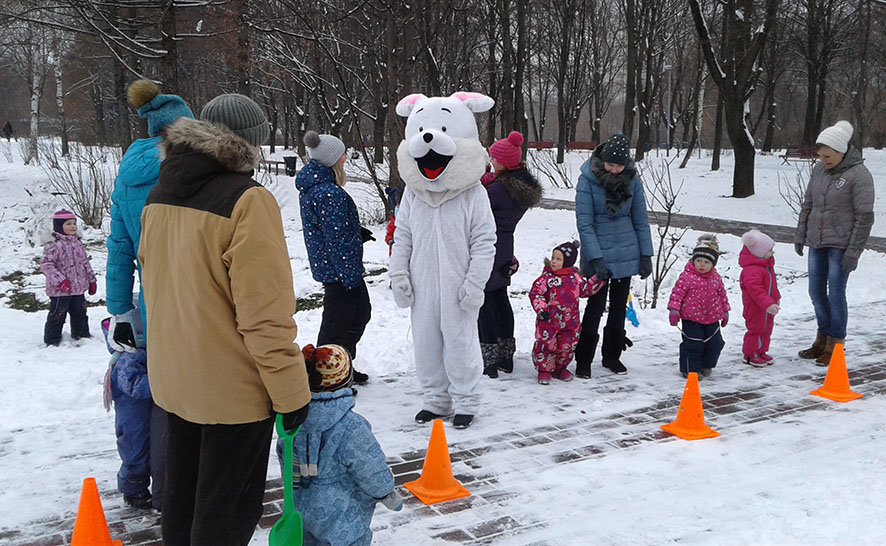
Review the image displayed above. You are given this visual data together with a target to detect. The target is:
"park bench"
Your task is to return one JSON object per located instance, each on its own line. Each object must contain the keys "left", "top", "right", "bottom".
{"left": 779, "top": 146, "right": 818, "bottom": 164}
{"left": 527, "top": 141, "right": 555, "bottom": 149}
{"left": 258, "top": 160, "right": 287, "bottom": 175}
{"left": 566, "top": 141, "right": 597, "bottom": 151}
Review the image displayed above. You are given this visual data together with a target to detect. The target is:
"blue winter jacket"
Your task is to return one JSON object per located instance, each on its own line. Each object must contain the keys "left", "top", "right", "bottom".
{"left": 296, "top": 160, "right": 365, "bottom": 290}
{"left": 575, "top": 153, "right": 654, "bottom": 279}
{"left": 106, "top": 137, "right": 163, "bottom": 328}
{"left": 276, "top": 389, "right": 394, "bottom": 546}
{"left": 110, "top": 348, "right": 153, "bottom": 496}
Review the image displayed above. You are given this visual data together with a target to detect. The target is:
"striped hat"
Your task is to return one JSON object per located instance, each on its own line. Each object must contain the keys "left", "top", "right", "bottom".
{"left": 303, "top": 344, "right": 353, "bottom": 392}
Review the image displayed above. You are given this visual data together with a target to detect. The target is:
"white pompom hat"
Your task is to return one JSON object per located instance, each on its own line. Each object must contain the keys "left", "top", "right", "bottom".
{"left": 815, "top": 120, "right": 854, "bottom": 154}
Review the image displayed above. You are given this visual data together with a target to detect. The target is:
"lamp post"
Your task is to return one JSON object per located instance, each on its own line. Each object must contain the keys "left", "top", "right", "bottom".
{"left": 664, "top": 64, "right": 672, "bottom": 156}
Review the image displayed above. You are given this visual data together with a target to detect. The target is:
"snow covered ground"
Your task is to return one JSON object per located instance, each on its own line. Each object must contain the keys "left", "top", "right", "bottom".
{"left": 0, "top": 140, "right": 884, "bottom": 544}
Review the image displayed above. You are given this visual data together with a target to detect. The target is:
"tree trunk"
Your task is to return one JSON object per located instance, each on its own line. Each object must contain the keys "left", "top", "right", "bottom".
{"left": 53, "top": 38, "right": 68, "bottom": 157}
{"left": 514, "top": 0, "right": 528, "bottom": 141}
{"left": 115, "top": 60, "right": 133, "bottom": 153}
{"left": 712, "top": 96, "right": 724, "bottom": 171}
{"left": 724, "top": 95, "right": 756, "bottom": 197}
{"left": 762, "top": 100, "right": 777, "bottom": 152}
{"left": 28, "top": 58, "right": 41, "bottom": 164}
{"left": 500, "top": 0, "right": 514, "bottom": 136}
{"left": 373, "top": 102, "right": 386, "bottom": 164}
{"left": 622, "top": 0, "right": 637, "bottom": 139}
{"left": 158, "top": 0, "right": 179, "bottom": 92}
{"left": 234, "top": 0, "right": 250, "bottom": 96}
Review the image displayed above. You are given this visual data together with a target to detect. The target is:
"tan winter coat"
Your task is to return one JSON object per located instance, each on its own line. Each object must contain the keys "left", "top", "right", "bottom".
{"left": 138, "top": 118, "right": 310, "bottom": 424}
{"left": 795, "top": 146, "right": 875, "bottom": 260}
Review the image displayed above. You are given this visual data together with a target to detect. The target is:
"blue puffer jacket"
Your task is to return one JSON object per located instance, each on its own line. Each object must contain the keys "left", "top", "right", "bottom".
{"left": 106, "top": 137, "right": 163, "bottom": 327}
{"left": 575, "top": 152, "right": 653, "bottom": 279}
{"left": 296, "top": 160, "right": 365, "bottom": 290}
{"left": 276, "top": 389, "right": 394, "bottom": 546}
{"left": 110, "top": 348, "right": 153, "bottom": 496}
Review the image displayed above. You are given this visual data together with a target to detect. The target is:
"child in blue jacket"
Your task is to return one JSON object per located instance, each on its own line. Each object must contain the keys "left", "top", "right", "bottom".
{"left": 277, "top": 344, "right": 402, "bottom": 545}
{"left": 101, "top": 317, "right": 162, "bottom": 510}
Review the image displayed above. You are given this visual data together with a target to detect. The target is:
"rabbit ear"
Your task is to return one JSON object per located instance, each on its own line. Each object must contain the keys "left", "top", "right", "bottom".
{"left": 302, "top": 344, "right": 316, "bottom": 362}
{"left": 396, "top": 93, "right": 427, "bottom": 117}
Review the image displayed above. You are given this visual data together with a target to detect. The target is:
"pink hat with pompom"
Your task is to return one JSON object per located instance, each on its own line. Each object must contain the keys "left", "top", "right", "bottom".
{"left": 489, "top": 131, "right": 524, "bottom": 169}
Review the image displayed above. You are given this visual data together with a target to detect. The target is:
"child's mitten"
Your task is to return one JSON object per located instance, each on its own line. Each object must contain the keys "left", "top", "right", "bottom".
{"left": 379, "top": 490, "right": 403, "bottom": 511}
{"left": 721, "top": 311, "right": 729, "bottom": 327}
{"left": 766, "top": 304, "right": 779, "bottom": 316}
{"left": 88, "top": 282, "right": 97, "bottom": 296}
{"left": 538, "top": 310, "right": 550, "bottom": 322}
{"left": 59, "top": 279, "right": 71, "bottom": 293}
{"left": 668, "top": 309, "right": 680, "bottom": 327}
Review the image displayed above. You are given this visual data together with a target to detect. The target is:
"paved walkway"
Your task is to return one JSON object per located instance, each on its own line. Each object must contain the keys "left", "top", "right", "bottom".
{"left": 7, "top": 355, "right": 886, "bottom": 546}
{"left": 538, "top": 198, "right": 886, "bottom": 253}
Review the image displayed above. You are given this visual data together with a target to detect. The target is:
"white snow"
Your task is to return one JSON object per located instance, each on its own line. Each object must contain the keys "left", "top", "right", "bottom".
{"left": 1, "top": 139, "right": 885, "bottom": 543}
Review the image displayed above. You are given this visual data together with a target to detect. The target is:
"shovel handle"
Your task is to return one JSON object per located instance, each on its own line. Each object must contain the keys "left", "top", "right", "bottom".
{"left": 275, "top": 414, "right": 299, "bottom": 515}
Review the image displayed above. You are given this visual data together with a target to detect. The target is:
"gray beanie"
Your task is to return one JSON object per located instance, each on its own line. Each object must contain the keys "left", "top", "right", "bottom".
{"left": 304, "top": 130, "right": 346, "bottom": 167}
{"left": 200, "top": 93, "right": 270, "bottom": 147}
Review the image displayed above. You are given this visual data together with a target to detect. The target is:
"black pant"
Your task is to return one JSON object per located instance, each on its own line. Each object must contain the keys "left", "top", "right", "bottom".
{"left": 150, "top": 405, "right": 168, "bottom": 510}
{"left": 679, "top": 319, "right": 725, "bottom": 374}
{"left": 44, "top": 294, "right": 89, "bottom": 344}
{"left": 162, "top": 413, "right": 274, "bottom": 546}
{"left": 317, "top": 279, "right": 371, "bottom": 359}
{"left": 477, "top": 287, "right": 515, "bottom": 344}
{"left": 575, "top": 277, "right": 631, "bottom": 365}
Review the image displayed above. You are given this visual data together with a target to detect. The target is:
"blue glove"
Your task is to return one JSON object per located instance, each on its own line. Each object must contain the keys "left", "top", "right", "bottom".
{"left": 639, "top": 255, "right": 653, "bottom": 279}
{"left": 591, "top": 258, "right": 611, "bottom": 281}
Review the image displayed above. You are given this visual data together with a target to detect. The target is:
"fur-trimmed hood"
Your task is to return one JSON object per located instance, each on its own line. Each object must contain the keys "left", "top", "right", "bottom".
{"left": 493, "top": 167, "right": 543, "bottom": 209}
{"left": 159, "top": 117, "right": 259, "bottom": 174}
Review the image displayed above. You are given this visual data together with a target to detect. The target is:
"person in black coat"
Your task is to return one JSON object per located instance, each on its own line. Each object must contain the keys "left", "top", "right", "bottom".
{"left": 478, "top": 131, "right": 543, "bottom": 377}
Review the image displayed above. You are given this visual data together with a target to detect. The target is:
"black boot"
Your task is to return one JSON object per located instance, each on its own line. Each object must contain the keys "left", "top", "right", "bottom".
{"left": 44, "top": 318, "right": 64, "bottom": 346}
{"left": 574, "top": 333, "right": 599, "bottom": 379}
{"left": 481, "top": 343, "right": 499, "bottom": 378}
{"left": 496, "top": 338, "right": 515, "bottom": 373}
{"left": 601, "top": 327, "right": 627, "bottom": 375}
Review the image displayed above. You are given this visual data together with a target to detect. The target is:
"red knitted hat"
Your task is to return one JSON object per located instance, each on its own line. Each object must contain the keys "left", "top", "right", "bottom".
{"left": 489, "top": 131, "right": 524, "bottom": 169}
{"left": 52, "top": 210, "right": 76, "bottom": 220}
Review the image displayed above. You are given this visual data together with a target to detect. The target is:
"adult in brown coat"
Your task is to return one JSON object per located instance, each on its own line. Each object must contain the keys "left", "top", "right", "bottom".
{"left": 139, "top": 94, "right": 310, "bottom": 545}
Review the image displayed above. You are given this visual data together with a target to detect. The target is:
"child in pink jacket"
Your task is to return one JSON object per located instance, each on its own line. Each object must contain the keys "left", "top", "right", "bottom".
{"left": 739, "top": 229, "right": 781, "bottom": 366}
{"left": 668, "top": 235, "right": 730, "bottom": 379}
{"left": 529, "top": 241, "right": 605, "bottom": 384}
{"left": 40, "top": 210, "right": 97, "bottom": 345}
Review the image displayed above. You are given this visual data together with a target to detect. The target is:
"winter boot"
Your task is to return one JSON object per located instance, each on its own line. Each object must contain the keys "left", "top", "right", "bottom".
{"left": 453, "top": 414, "right": 474, "bottom": 429}
{"left": 554, "top": 367, "right": 574, "bottom": 382}
{"left": 415, "top": 409, "right": 448, "bottom": 423}
{"left": 352, "top": 370, "right": 369, "bottom": 385}
{"left": 124, "top": 492, "right": 153, "bottom": 510}
{"left": 481, "top": 343, "right": 500, "bottom": 378}
{"left": 574, "top": 333, "right": 599, "bottom": 379}
{"left": 496, "top": 338, "right": 516, "bottom": 373}
{"left": 798, "top": 332, "right": 827, "bottom": 360}
{"left": 601, "top": 327, "right": 627, "bottom": 375}
{"left": 815, "top": 336, "right": 844, "bottom": 366}
{"left": 743, "top": 355, "right": 768, "bottom": 368}
{"left": 537, "top": 372, "right": 551, "bottom": 385}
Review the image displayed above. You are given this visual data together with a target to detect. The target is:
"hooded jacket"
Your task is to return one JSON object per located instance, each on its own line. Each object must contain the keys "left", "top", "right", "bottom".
{"left": 138, "top": 117, "right": 310, "bottom": 424}
{"left": 295, "top": 159, "right": 365, "bottom": 290}
{"left": 795, "top": 146, "right": 875, "bottom": 259}
{"left": 276, "top": 389, "right": 394, "bottom": 545}
{"left": 668, "top": 260, "right": 730, "bottom": 325}
{"left": 41, "top": 233, "right": 96, "bottom": 297}
{"left": 106, "top": 136, "right": 163, "bottom": 325}
{"left": 576, "top": 148, "right": 654, "bottom": 279}
{"left": 484, "top": 166, "right": 543, "bottom": 291}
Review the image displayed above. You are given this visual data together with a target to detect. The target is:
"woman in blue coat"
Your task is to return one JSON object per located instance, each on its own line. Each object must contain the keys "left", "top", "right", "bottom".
{"left": 573, "top": 135, "right": 654, "bottom": 377}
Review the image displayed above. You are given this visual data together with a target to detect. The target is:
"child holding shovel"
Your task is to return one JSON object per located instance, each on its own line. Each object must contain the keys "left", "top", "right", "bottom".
{"left": 276, "top": 344, "right": 401, "bottom": 545}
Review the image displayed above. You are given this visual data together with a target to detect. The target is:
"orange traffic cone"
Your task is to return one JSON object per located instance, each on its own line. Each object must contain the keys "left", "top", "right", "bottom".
{"left": 660, "top": 372, "right": 720, "bottom": 440}
{"left": 810, "top": 343, "right": 863, "bottom": 402}
{"left": 404, "top": 419, "right": 471, "bottom": 505}
{"left": 71, "top": 477, "right": 122, "bottom": 546}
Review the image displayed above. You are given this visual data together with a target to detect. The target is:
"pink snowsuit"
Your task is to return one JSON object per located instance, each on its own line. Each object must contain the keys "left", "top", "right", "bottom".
{"left": 41, "top": 233, "right": 97, "bottom": 297}
{"left": 739, "top": 246, "right": 780, "bottom": 359}
{"left": 667, "top": 261, "right": 730, "bottom": 325}
{"left": 529, "top": 266, "right": 603, "bottom": 373}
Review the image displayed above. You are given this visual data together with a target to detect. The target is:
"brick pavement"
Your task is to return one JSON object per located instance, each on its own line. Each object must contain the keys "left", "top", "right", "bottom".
{"left": 6, "top": 357, "right": 885, "bottom": 546}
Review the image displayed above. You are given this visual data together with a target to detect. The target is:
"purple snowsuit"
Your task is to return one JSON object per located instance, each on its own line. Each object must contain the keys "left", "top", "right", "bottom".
{"left": 530, "top": 266, "right": 602, "bottom": 373}
{"left": 41, "top": 233, "right": 96, "bottom": 297}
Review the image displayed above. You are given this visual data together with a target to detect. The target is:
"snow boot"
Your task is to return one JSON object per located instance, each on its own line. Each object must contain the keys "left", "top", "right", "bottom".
{"left": 452, "top": 414, "right": 474, "bottom": 429}
{"left": 496, "top": 337, "right": 516, "bottom": 373}
{"left": 481, "top": 342, "right": 499, "bottom": 378}
{"left": 798, "top": 332, "right": 827, "bottom": 360}
{"left": 537, "top": 372, "right": 551, "bottom": 385}
{"left": 353, "top": 370, "right": 369, "bottom": 385}
{"left": 815, "top": 336, "right": 844, "bottom": 366}
{"left": 701, "top": 368, "right": 713, "bottom": 378}
{"left": 601, "top": 327, "right": 627, "bottom": 375}
{"left": 415, "top": 409, "right": 447, "bottom": 423}
{"left": 743, "top": 355, "right": 768, "bottom": 368}
{"left": 574, "top": 333, "right": 599, "bottom": 379}
{"left": 554, "top": 367, "right": 574, "bottom": 382}
{"left": 124, "top": 492, "right": 153, "bottom": 510}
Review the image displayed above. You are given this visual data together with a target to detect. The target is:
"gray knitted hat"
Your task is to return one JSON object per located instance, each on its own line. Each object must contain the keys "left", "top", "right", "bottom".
{"left": 200, "top": 93, "right": 270, "bottom": 147}
{"left": 304, "top": 130, "right": 346, "bottom": 167}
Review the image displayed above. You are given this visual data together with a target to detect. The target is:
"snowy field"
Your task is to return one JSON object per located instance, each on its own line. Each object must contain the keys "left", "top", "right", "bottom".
{"left": 0, "top": 140, "right": 884, "bottom": 544}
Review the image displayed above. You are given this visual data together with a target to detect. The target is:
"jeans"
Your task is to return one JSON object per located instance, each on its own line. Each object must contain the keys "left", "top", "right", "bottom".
{"left": 807, "top": 247, "right": 850, "bottom": 339}
{"left": 477, "top": 287, "right": 514, "bottom": 344}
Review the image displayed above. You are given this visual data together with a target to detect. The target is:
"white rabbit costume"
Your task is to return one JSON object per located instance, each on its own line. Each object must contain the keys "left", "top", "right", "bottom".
{"left": 389, "top": 92, "right": 497, "bottom": 418}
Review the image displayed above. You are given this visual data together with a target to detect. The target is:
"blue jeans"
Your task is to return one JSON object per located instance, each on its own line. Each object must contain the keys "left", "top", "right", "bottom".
{"left": 807, "top": 247, "right": 850, "bottom": 339}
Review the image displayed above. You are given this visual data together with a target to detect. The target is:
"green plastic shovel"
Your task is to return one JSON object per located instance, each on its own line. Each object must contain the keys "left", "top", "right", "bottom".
{"left": 269, "top": 414, "right": 302, "bottom": 546}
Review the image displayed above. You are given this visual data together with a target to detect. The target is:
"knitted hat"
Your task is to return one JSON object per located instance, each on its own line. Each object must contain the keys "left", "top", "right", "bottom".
{"left": 741, "top": 229, "right": 775, "bottom": 258}
{"left": 815, "top": 120, "right": 853, "bottom": 154}
{"left": 489, "top": 131, "right": 524, "bottom": 169}
{"left": 127, "top": 79, "right": 194, "bottom": 137}
{"left": 304, "top": 131, "right": 346, "bottom": 167}
{"left": 200, "top": 94, "right": 270, "bottom": 147}
{"left": 52, "top": 210, "right": 76, "bottom": 234}
{"left": 554, "top": 240, "right": 580, "bottom": 268}
{"left": 303, "top": 344, "right": 353, "bottom": 392}
{"left": 599, "top": 134, "right": 631, "bottom": 166}
{"left": 691, "top": 234, "right": 720, "bottom": 266}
